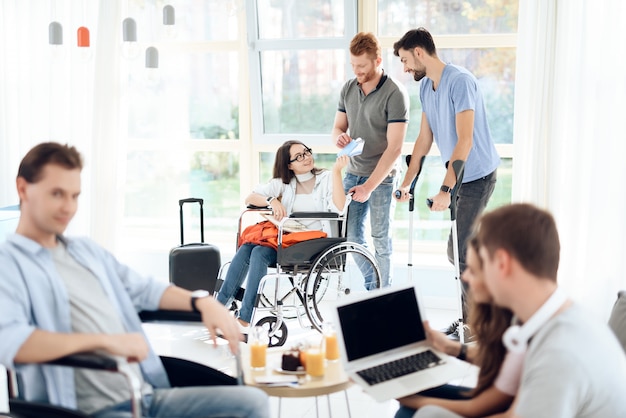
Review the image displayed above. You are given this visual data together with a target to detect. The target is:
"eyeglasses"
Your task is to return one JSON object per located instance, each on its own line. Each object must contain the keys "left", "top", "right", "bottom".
{"left": 289, "top": 148, "right": 313, "bottom": 163}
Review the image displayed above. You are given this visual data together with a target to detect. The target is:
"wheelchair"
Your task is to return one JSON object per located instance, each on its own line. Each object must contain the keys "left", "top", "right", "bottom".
{"left": 215, "top": 207, "right": 381, "bottom": 347}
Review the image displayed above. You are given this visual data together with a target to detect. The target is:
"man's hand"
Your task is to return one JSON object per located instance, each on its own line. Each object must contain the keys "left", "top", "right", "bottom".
{"left": 336, "top": 133, "right": 352, "bottom": 148}
{"left": 101, "top": 333, "right": 150, "bottom": 362}
{"left": 195, "top": 296, "right": 243, "bottom": 354}
{"left": 428, "top": 191, "right": 451, "bottom": 212}
{"left": 14, "top": 330, "right": 152, "bottom": 365}
{"left": 395, "top": 185, "right": 411, "bottom": 202}
{"left": 348, "top": 184, "right": 372, "bottom": 203}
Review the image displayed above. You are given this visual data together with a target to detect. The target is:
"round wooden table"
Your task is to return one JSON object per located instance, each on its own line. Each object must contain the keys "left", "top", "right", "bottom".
{"left": 243, "top": 346, "right": 352, "bottom": 417}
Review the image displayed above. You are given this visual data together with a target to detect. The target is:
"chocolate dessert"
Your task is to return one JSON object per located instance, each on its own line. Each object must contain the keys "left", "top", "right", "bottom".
{"left": 281, "top": 349, "right": 302, "bottom": 371}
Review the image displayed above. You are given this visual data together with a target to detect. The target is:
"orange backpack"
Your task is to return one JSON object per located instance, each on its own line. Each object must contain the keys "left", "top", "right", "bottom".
{"left": 239, "top": 220, "right": 327, "bottom": 250}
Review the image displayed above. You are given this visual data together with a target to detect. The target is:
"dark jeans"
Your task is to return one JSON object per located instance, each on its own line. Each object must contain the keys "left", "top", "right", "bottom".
{"left": 394, "top": 384, "right": 473, "bottom": 418}
{"left": 446, "top": 170, "right": 497, "bottom": 320}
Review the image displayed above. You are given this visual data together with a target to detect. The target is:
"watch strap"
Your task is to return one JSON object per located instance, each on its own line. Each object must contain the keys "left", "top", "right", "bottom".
{"left": 191, "top": 290, "right": 210, "bottom": 313}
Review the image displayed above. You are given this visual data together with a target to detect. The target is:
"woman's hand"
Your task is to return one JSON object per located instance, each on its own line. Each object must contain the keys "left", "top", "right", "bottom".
{"left": 270, "top": 199, "right": 287, "bottom": 220}
{"left": 333, "top": 155, "right": 349, "bottom": 173}
{"left": 397, "top": 394, "right": 429, "bottom": 409}
{"left": 424, "top": 320, "right": 461, "bottom": 356}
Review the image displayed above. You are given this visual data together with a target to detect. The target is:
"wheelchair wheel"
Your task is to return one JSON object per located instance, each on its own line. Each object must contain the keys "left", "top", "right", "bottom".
{"left": 303, "top": 242, "right": 380, "bottom": 331}
{"left": 254, "top": 316, "right": 288, "bottom": 347}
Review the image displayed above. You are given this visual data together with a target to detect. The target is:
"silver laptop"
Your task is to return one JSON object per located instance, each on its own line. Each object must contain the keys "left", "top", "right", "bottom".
{"left": 330, "top": 284, "right": 468, "bottom": 402}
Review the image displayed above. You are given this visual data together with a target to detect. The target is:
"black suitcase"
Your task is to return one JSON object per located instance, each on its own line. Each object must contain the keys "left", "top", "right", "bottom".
{"left": 169, "top": 198, "right": 221, "bottom": 294}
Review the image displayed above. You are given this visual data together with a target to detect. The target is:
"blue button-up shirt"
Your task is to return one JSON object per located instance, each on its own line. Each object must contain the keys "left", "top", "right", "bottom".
{"left": 0, "top": 234, "right": 171, "bottom": 409}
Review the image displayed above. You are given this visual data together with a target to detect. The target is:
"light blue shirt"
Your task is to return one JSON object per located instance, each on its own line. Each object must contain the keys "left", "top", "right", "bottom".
{"left": 0, "top": 234, "right": 171, "bottom": 410}
{"left": 420, "top": 64, "right": 500, "bottom": 182}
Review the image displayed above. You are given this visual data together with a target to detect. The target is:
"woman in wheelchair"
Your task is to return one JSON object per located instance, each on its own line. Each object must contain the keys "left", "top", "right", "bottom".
{"left": 216, "top": 140, "right": 350, "bottom": 331}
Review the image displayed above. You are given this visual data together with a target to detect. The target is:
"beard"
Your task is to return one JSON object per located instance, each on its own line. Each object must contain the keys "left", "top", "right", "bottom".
{"left": 412, "top": 68, "right": 426, "bottom": 82}
{"left": 357, "top": 67, "right": 377, "bottom": 84}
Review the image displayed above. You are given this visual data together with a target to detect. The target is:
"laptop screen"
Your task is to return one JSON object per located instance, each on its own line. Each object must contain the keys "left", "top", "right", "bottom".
{"left": 337, "top": 287, "right": 427, "bottom": 362}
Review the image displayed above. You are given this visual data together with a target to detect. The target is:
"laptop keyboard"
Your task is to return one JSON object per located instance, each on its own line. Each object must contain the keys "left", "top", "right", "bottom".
{"left": 356, "top": 350, "right": 444, "bottom": 386}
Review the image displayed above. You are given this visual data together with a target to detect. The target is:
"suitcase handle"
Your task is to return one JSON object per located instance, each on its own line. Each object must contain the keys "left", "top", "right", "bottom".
{"left": 179, "top": 198, "right": 204, "bottom": 245}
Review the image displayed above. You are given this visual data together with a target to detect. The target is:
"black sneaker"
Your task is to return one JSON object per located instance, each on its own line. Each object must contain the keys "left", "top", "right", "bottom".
{"left": 447, "top": 324, "right": 474, "bottom": 342}
{"left": 441, "top": 320, "right": 459, "bottom": 335}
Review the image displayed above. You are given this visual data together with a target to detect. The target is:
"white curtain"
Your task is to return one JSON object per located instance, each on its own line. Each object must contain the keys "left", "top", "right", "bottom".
{"left": 0, "top": 0, "right": 122, "bottom": 249}
{"left": 513, "top": 0, "right": 626, "bottom": 320}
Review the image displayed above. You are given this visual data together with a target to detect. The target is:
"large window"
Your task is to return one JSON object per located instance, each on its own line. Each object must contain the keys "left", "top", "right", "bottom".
{"left": 118, "top": 0, "right": 246, "bottom": 275}
{"left": 119, "top": 0, "right": 519, "bottom": 279}
{"left": 250, "top": 0, "right": 518, "bottom": 255}
{"left": 246, "top": 0, "right": 357, "bottom": 145}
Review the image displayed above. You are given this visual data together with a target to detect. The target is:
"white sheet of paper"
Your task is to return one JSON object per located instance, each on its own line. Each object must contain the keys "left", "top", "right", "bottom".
{"left": 337, "top": 137, "right": 364, "bottom": 157}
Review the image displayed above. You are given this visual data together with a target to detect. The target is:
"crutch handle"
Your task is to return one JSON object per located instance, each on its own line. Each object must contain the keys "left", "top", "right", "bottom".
{"left": 401, "top": 155, "right": 426, "bottom": 212}
{"left": 449, "top": 160, "right": 465, "bottom": 221}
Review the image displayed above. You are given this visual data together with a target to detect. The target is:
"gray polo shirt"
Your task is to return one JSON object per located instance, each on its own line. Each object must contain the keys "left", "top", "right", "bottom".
{"left": 337, "top": 71, "right": 409, "bottom": 176}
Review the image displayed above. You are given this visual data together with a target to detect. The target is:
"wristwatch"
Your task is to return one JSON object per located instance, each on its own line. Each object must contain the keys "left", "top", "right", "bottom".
{"left": 266, "top": 196, "right": 275, "bottom": 205}
{"left": 190, "top": 289, "right": 211, "bottom": 313}
{"left": 457, "top": 343, "right": 468, "bottom": 361}
{"left": 440, "top": 185, "right": 452, "bottom": 193}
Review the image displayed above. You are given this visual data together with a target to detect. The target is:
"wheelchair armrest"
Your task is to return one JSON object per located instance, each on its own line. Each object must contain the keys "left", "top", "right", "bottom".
{"left": 160, "top": 356, "right": 237, "bottom": 387}
{"left": 289, "top": 212, "right": 339, "bottom": 219}
{"left": 13, "top": 353, "right": 143, "bottom": 417}
{"left": 47, "top": 353, "right": 120, "bottom": 371}
{"left": 138, "top": 310, "right": 202, "bottom": 323}
{"left": 246, "top": 204, "right": 271, "bottom": 210}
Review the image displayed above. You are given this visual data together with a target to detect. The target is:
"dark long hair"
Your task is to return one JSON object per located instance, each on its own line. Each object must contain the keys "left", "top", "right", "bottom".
{"left": 273, "top": 140, "right": 323, "bottom": 184}
{"left": 466, "top": 236, "right": 514, "bottom": 396}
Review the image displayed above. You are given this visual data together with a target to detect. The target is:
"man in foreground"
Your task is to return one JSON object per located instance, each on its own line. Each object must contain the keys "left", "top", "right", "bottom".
{"left": 0, "top": 142, "right": 269, "bottom": 417}
{"left": 418, "top": 203, "right": 626, "bottom": 417}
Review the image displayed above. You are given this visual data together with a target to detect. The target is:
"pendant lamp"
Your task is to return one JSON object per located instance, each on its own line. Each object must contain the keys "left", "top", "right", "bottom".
{"left": 122, "top": 17, "right": 140, "bottom": 59}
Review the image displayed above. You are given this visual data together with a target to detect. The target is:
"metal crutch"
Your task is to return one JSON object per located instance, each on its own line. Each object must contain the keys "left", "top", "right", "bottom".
{"left": 448, "top": 160, "right": 466, "bottom": 343}
{"left": 395, "top": 155, "right": 426, "bottom": 283}
{"left": 426, "top": 160, "right": 466, "bottom": 341}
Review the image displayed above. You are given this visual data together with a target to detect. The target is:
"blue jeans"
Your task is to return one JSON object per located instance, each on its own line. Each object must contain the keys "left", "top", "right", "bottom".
{"left": 344, "top": 172, "right": 396, "bottom": 288}
{"left": 446, "top": 170, "right": 497, "bottom": 320}
{"left": 216, "top": 243, "right": 277, "bottom": 323}
{"left": 394, "top": 384, "right": 472, "bottom": 418}
{"left": 92, "top": 386, "right": 269, "bottom": 418}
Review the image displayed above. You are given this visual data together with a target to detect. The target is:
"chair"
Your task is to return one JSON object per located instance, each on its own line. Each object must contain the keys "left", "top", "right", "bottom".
{"left": 6, "top": 310, "right": 238, "bottom": 418}
{"left": 215, "top": 207, "right": 381, "bottom": 346}
{"left": 608, "top": 290, "right": 626, "bottom": 354}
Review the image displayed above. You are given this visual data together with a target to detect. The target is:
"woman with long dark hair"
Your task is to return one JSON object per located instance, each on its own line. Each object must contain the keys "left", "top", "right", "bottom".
{"left": 217, "top": 140, "right": 349, "bottom": 330}
{"left": 395, "top": 236, "right": 519, "bottom": 417}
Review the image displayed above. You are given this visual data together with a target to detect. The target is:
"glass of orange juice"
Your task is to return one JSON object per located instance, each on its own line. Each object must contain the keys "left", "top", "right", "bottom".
{"left": 249, "top": 326, "right": 268, "bottom": 370}
{"left": 305, "top": 347, "right": 325, "bottom": 377}
{"left": 323, "top": 321, "right": 340, "bottom": 361}
{"left": 305, "top": 336, "right": 326, "bottom": 378}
